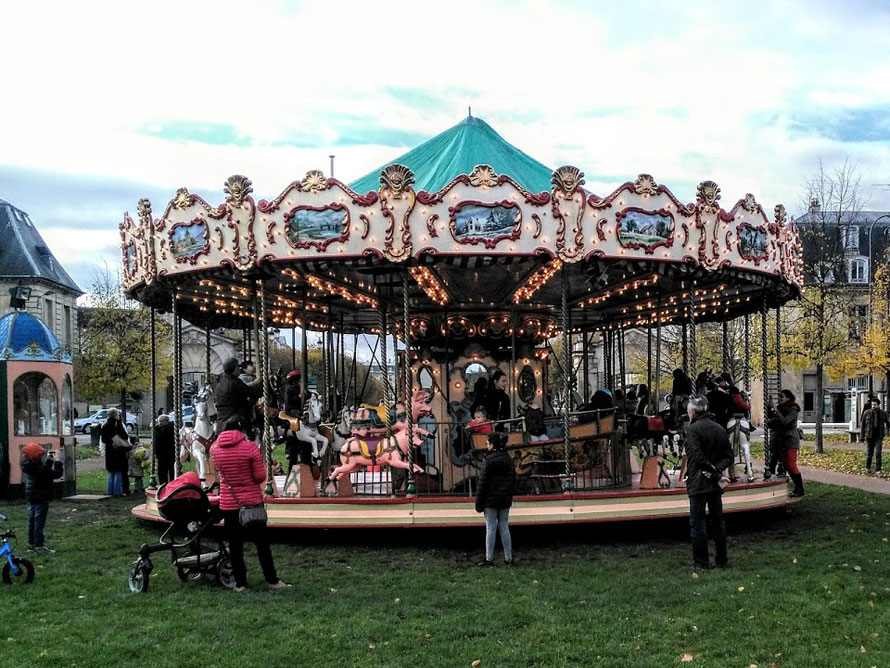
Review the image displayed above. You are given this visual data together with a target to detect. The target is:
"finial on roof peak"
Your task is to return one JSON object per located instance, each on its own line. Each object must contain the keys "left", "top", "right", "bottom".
{"left": 468, "top": 106, "right": 472, "bottom": 118}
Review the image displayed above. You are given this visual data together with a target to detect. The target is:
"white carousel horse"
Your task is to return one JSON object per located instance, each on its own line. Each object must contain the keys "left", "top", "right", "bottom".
{"left": 278, "top": 391, "right": 329, "bottom": 462}
{"left": 727, "top": 413, "right": 754, "bottom": 482}
{"left": 179, "top": 385, "right": 216, "bottom": 484}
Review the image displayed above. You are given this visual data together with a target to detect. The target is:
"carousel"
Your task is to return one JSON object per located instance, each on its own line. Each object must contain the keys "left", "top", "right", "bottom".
{"left": 124, "top": 116, "right": 802, "bottom": 528}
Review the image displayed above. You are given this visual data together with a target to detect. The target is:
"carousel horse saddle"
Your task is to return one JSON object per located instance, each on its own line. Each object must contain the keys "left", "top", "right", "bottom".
{"left": 278, "top": 411, "right": 301, "bottom": 432}
{"left": 355, "top": 439, "right": 384, "bottom": 460}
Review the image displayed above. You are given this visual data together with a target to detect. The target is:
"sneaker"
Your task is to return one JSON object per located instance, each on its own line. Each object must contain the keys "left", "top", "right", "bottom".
{"left": 33, "top": 546, "right": 55, "bottom": 555}
{"left": 268, "top": 580, "right": 292, "bottom": 590}
{"left": 477, "top": 559, "right": 494, "bottom": 567}
{"left": 504, "top": 559, "right": 515, "bottom": 566}
{"left": 233, "top": 586, "right": 248, "bottom": 593}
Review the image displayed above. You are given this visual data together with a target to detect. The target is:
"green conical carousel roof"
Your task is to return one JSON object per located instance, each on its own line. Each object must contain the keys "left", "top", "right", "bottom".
{"left": 348, "top": 116, "right": 553, "bottom": 195}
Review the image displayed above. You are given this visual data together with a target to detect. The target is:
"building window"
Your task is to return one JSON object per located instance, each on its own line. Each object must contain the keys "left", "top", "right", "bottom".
{"left": 843, "top": 225, "right": 859, "bottom": 250}
{"left": 848, "top": 257, "right": 868, "bottom": 284}
{"left": 44, "top": 298, "right": 54, "bottom": 330}
{"left": 64, "top": 305, "right": 72, "bottom": 345}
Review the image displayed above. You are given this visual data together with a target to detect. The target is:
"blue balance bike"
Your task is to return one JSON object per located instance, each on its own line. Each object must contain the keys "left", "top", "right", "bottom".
{"left": 1, "top": 528, "right": 35, "bottom": 584}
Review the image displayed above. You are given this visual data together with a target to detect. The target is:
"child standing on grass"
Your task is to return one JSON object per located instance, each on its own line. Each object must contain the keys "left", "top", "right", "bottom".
{"left": 475, "top": 432, "right": 516, "bottom": 566}
{"left": 129, "top": 439, "right": 151, "bottom": 494}
{"left": 21, "top": 442, "right": 63, "bottom": 554}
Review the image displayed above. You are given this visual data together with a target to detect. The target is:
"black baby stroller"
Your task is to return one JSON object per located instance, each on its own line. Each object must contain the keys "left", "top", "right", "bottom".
{"left": 127, "top": 471, "right": 235, "bottom": 593}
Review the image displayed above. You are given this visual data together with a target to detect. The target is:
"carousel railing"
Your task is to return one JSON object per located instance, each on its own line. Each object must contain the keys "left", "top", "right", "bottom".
{"left": 329, "top": 408, "right": 632, "bottom": 498}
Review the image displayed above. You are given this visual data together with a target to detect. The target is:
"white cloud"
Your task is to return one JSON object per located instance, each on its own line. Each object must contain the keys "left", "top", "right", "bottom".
{"left": 2, "top": 0, "right": 890, "bottom": 285}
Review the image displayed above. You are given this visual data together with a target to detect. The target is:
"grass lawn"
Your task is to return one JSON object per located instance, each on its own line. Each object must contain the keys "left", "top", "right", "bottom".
{"left": 1, "top": 480, "right": 889, "bottom": 667}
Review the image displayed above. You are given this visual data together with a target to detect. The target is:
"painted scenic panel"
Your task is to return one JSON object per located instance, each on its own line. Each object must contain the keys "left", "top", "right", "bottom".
{"left": 738, "top": 223, "right": 768, "bottom": 259}
{"left": 451, "top": 203, "right": 521, "bottom": 247}
{"left": 170, "top": 220, "right": 208, "bottom": 261}
{"left": 616, "top": 209, "right": 674, "bottom": 250}
{"left": 285, "top": 206, "right": 348, "bottom": 247}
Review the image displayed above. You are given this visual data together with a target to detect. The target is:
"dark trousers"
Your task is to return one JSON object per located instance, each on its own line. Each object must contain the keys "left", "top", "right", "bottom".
{"left": 222, "top": 509, "right": 278, "bottom": 588}
{"left": 689, "top": 492, "right": 727, "bottom": 567}
{"left": 121, "top": 468, "right": 130, "bottom": 495}
{"left": 157, "top": 452, "right": 176, "bottom": 485}
{"left": 866, "top": 437, "right": 883, "bottom": 472}
{"left": 27, "top": 502, "right": 49, "bottom": 547}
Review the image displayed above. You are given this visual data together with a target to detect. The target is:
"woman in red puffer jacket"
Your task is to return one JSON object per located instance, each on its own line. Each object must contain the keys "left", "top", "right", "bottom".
{"left": 210, "top": 417, "right": 290, "bottom": 592}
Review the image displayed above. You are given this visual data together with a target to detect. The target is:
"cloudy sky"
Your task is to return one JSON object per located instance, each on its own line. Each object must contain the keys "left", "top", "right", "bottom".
{"left": 2, "top": 0, "right": 889, "bottom": 296}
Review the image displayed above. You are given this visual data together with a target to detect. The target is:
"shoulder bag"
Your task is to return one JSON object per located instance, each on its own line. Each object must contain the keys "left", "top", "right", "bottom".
{"left": 222, "top": 475, "right": 268, "bottom": 527}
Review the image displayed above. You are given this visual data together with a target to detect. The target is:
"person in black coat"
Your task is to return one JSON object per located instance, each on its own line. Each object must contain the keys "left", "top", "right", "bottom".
{"left": 475, "top": 432, "right": 516, "bottom": 566}
{"left": 100, "top": 408, "right": 130, "bottom": 497}
{"left": 214, "top": 357, "right": 262, "bottom": 439}
{"left": 154, "top": 414, "right": 176, "bottom": 485}
{"left": 685, "top": 395, "right": 734, "bottom": 569}
{"left": 485, "top": 370, "right": 511, "bottom": 432}
{"left": 21, "top": 442, "right": 63, "bottom": 553}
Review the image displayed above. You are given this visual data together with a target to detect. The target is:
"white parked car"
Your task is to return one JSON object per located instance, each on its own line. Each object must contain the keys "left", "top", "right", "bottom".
{"left": 75, "top": 409, "right": 138, "bottom": 433}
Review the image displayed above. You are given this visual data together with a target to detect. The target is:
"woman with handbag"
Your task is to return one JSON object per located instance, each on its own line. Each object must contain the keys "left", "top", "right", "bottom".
{"left": 100, "top": 408, "right": 129, "bottom": 497}
{"left": 210, "top": 416, "right": 290, "bottom": 592}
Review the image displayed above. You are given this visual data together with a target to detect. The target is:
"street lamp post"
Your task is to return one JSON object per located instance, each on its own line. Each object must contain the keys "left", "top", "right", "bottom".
{"left": 866, "top": 214, "right": 890, "bottom": 395}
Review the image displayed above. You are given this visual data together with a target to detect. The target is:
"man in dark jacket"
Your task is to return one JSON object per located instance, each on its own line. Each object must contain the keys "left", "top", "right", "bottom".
{"left": 860, "top": 398, "right": 889, "bottom": 474}
{"left": 214, "top": 357, "right": 262, "bottom": 439}
{"left": 154, "top": 414, "right": 177, "bottom": 484}
{"left": 21, "top": 442, "right": 63, "bottom": 553}
{"left": 684, "top": 395, "right": 733, "bottom": 569}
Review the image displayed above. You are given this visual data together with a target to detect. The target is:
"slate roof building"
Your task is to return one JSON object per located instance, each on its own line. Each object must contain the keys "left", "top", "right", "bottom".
{"left": 0, "top": 198, "right": 82, "bottom": 352}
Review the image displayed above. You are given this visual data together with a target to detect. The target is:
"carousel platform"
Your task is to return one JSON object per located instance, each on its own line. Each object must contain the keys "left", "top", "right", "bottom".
{"left": 131, "top": 476, "right": 794, "bottom": 529}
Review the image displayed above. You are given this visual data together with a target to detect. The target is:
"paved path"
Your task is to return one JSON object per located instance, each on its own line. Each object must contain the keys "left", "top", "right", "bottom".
{"left": 751, "top": 455, "right": 890, "bottom": 496}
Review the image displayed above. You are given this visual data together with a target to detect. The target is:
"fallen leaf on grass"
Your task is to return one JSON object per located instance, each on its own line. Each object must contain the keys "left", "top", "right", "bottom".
{"left": 472, "top": 661, "right": 482, "bottom": 667}
{"left": 738, "top": 586, "right": 745, "bottom": 592}
{"left": 691, "top": 572, "right": 699, "bottom": 580}
{"left": 369, "top": 643, "right": 376, "bottom": 649}
{"left": 681, "top": 653, "right": 693, "bottom": 662}
{"left": 861, "top": 645, "right": 867, "bottom": 652}
{"left": 854, "top": 565, "right": 862, "bottom": 572}
{"left": 394, "top": 598, "right": 400, "bottom": 604}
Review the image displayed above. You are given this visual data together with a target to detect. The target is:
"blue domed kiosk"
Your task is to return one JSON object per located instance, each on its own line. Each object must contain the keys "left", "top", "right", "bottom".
{"left": 0, "top": 311, "right": 76, "bottom": 497}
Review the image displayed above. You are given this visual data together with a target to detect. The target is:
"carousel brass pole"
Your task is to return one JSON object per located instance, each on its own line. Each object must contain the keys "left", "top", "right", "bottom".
{"left": 722, "top": 320, "right": 730, "bottom": 376}
{"left": 172, "top": 294, "right": 182, "bottom": 479}
{"left": 582, "top": 330, "right": 590, "bottom": 402}
{"left": 258, "top": 280, "right": 274, "bottom": 495}
{"left": 647, "top": 324, "right": 653, "bottom": 407}
{"left": 148, "top": 306, "right": 158, "bottom": 489}
{"left": 339, "top": 312, "right": 346, "bottom": 408}
{"left": 205, "top": 326, "right": 211, "bottom": 385}
{"left": 403, "top": 276, "right": 416, "bottom": 495}
{"left": 682, "top": 322, "right": 689, "bottom": 376}
{"left": 351, "top": 333, "right": 358, "bottom": 406}
{"left": 511, "top": 307, "right": 517, "bottom": 418}
{"left": 291, "top": 327, "right": 296, "bottom": 371}
{"left": 743, "top": 313, "right": 751, "bottom": 393}
{"left": 774, "top": 306, "right": 783, "bottom": 393}
{"left": 301, "top": 293, "right": 308, "bottom": 396}
{"left": 619, "top": 327, "right": 627, "bottom": 400}
{"left": 655, "top": 313, "right": 662, "bottom": 413}
{"left": 379, "top": 300, "right": 392, "bottom": 441}
{"left": 761, "top": 303, "right": 771, "bottom": 474}
{"left": 561, "top": 271, "right": 572, "bottom": 488}
{"left": 688, "top": 296, "right": 697, "bottom": 387}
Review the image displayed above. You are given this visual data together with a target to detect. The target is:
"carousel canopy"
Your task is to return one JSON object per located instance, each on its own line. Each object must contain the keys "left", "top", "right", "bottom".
{"left": 119, "top": 116, "right": 802, "bottom": 346}
{"left": 0, "top": 311, "right": 72, "bottom": 363}
{"left": 349, "top": 116, "right": 553, "bottom": 195}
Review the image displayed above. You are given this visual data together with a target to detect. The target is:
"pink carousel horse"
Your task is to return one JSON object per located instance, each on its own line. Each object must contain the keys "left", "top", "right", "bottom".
{"left": 327, "top": 397, "right": 431, "bottom": 484}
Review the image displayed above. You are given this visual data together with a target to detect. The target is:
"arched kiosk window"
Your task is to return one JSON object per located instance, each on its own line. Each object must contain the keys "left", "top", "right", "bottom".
{"left": 62, "top": 374, "right": 74, "bottom": 436}
{"left": 12, "top": 372, "right": 59, "bottom": 436}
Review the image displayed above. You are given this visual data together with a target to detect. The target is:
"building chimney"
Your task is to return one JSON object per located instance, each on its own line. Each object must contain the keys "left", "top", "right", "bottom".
{"left": 809, "top": 198, "right": 821, "bottom": 215}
